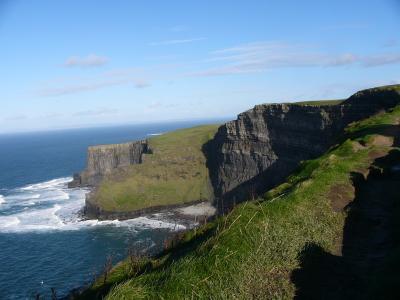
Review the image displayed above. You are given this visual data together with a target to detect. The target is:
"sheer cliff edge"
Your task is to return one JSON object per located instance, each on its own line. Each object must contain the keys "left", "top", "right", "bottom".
{"left": 70, "top": 85, "right": 400, "bottom": 218}
{"left": 204, "top": 85, "right": 400, "bottom": 212}
{"left": 69, "top": 125, "right": 219, "bottom": 219}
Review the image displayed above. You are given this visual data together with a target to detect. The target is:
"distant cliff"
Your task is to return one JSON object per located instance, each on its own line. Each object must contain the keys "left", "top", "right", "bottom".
{"left": 204, "top": 86, "right": 400, "bottom": 211}
{"left": 69, "top": 125, "right": 218, "bottom": 219}
{"left": 69, "top": 140, "right": 151, "bottom": 187}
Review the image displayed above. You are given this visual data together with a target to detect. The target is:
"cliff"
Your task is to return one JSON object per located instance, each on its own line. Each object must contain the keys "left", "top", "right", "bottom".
{"left": 68, "top": 140, "right": 151, "bottom": 187}
{"left": 69, "top": 125, "right": 218, "bottom": 219}
{"left": 78, "top": 102, "right": 400, "bottom": 299}
{"left": 204, "top": 85, "right": 400, "bottom": 210}
{"left": 70, "top": 85, "right": 400, "bottom": 218}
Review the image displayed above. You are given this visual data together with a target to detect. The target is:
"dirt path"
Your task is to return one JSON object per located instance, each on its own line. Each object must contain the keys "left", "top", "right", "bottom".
{"left": 341, "top": 152, "right": 400, "bottom": 298}
{"left": 292, "top": 125, "right": 400, "bottom": 299}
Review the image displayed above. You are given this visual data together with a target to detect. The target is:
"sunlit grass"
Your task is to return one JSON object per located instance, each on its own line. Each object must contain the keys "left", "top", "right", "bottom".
{"left": 77, "top": 105, "right": 400, "bottom": 299}
{"left": 92, "top": 125, "right": 219, "bottom": 212}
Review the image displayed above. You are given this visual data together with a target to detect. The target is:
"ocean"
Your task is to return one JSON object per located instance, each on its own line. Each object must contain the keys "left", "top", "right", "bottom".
{"left": 0, "top": 120, "right": 219, "bottom": 299}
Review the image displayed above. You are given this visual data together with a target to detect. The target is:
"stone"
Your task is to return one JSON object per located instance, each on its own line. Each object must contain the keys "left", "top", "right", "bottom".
{"left": 68, "top": 140, "right": 150, "bottom": 188}
{"left": 204, "top": 87, "right": 400, "bottom": 211}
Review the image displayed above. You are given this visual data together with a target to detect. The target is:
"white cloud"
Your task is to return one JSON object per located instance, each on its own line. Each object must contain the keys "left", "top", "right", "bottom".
{"left": 38, "top": 79, "right": 127, "bottom": 97}
{"left": 191, "top": 42, "right": 328, "bottom": 76}
{"left": 37, "top": 69, "right": 151, "bottom": 97}
{"left": 146, "top": 102, "right": 179, "bottom": 111}
{"left": 362, "top": 53, "right": 400, "bottom": 67}
{"left": 149, "top": 37, "right": 206, "bottom": 46}
{"left": 41, "top": 112, "right": 63, "bottom": 118}
{"left": 134, "top": 80, "right": 151, "bottom": 88}
{"left": 189, "top": 41, "right": 400, "bottom": 77}
{"left": 147, "top": 101, "right": 162, "bottom": 109}
{"left": 64, "top": 54, "right": 108, "bottom": 67}
{"left": 328, "top": 53, "right": 358, "bottom": 66}
{"left": 4, "top": 114, "right": 28, "bottom": 121}
{"left": 72, "top": 108, "right": 118, "bottom": 117}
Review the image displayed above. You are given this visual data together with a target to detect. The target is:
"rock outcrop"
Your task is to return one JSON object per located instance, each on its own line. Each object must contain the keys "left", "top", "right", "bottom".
{"left": 69, "top": 85, "right": 400, "bottom": 218}
{"left": 204, "top": 86, "right": 400, "bottom": 211}
{"left": 69, "top": 140, "right": 151, "bottom": 187}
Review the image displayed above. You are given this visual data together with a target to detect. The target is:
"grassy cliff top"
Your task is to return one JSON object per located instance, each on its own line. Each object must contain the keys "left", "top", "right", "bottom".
{"left": 90, "top": 125, "right": 219, "bottom": 212}
{"left": 293, "top": 99, "right": 344, "bottom": 106}
{"left": 80, "top": 104, "right": 400, "bottom": 299}
{"left": 366, "top": 83, "right": 400, "bottom": 92}
{"left": 88, "top": 140, "right": 145, "bottom": 150}
{"left": 289, "top": 84, "right": 400, "bottom": 107}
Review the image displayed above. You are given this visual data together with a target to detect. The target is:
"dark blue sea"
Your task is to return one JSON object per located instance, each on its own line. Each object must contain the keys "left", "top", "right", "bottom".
{"left": 0, "top": 120, "right": 221, "bottom": 299}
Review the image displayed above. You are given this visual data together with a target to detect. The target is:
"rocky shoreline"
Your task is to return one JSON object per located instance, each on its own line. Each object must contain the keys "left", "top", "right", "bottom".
{"left": 83, "top": 198, "right": 216, "bottom": 222}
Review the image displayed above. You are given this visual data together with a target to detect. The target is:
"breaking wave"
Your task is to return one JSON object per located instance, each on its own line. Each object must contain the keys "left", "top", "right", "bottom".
{"left": 0, "top": 177, "right": 185, "bottom": 233}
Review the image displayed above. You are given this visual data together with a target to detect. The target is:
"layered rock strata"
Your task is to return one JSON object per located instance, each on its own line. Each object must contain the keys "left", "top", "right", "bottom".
{"left": 204, "top": 87, "right": 400, "bottom": 211}
{"left": 68, "top": 140, "right": 150, "bottom": 187}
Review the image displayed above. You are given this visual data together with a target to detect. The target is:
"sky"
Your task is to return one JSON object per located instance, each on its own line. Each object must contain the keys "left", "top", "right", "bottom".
{"left": 0, "top": 0, "right": 400, "bottom": 133}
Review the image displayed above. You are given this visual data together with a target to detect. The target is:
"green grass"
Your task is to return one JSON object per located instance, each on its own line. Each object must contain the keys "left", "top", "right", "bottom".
{"left": 292, "top": 99, "right": 344, "bottom": 106}
{"left": 78, "top": 105, "right": 400, "bottom": 299}
{"left": 346, "top": 105, "right": 400, "bottom": 137}
{"left": 365, "top": 83, "right": 400, "bottom": 92}
{"left": 91, "top": 125, "right": 219, "bottom": 212}
{"left": 289, "top": 84, "right": 400, "bottom": 107}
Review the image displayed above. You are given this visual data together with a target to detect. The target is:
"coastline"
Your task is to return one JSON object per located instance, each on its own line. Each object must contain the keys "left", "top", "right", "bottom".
{"left": 83, "top": 198, "right": 216, "bottom": 222}
{"left": 65, "top": 200, "right": 216, "bottom": 299}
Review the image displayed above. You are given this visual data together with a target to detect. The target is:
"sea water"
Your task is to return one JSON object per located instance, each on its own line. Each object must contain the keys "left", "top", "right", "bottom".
{"left": 0, "top": 120, "right": 218, "bottom": 299}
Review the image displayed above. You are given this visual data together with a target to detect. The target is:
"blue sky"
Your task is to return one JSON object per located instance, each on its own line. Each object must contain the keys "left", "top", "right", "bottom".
{"left": 1, "top": 0, "right": 399, "bottom": 133}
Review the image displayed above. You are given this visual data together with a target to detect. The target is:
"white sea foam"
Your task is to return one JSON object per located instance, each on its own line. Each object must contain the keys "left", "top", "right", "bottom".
{"left": 0, "top": 209, "right": 186, "bottom": 233}
{"left": 20, "top": 177, "right": 72, "bottom": 191}
{"left": 0, "top": 177, "right": 186, "bottom": 233}
{"left": 0, "top": 216, "right": 20, "bottom": 227}
{"left": 147, "top": 132, "right": 163, "bottom": 136}
{"left": 7, "top": 193, "right": 41, "bottom": 200}
{"left": 0, "top": 195, "right": 5, "bottom": 205}
{"left": 38, "top": 190, "right": 70, "bottom": 202}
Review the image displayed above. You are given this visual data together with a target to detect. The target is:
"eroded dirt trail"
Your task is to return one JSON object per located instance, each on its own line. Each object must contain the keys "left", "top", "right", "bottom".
{"left": 293, "top": 128, "right": 400, "bottom": 299}
{"left": 342, "top": 150, "right": 400, "bottom": 298}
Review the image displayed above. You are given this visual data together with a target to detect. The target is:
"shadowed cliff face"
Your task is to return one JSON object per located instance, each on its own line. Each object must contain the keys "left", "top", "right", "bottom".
{"left": 69, "top": 140, "right": 150, "bottom": 187}
{"left": 204, "top": 87, "right": 400, "bottom": 211}
{"left": 86, "top": 141, "right": 149, "bottom": 176}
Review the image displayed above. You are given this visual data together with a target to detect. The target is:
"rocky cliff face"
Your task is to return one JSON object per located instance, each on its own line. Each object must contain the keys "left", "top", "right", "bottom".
{"left": 204, "top": 87, "right": 400, "bottom": 211}
{"left": 69, "top": 140, "right": 151, "bottom": 187}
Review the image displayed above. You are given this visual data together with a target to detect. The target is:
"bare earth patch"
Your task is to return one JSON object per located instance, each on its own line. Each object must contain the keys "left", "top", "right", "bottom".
{"left": 369, "top": 135, "right": 393, "bottom": 147}
{"left": 368, "top": 149, "right": 389, "bottom": 160}
{"left": 351, "top": 141, "right": 366, "bottom": 152}
{"left": 328, "top": 183, "right": 355, "bottom": 212}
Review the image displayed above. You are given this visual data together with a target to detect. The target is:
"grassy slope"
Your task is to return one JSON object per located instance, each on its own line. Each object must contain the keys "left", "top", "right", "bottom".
{"left": 92, "top": 125, "right": 219, "bottom": 212}
{"left": 293, "top": 99, "right": 344, "bottom": 106}
{"left": 79, "top": 104, "right": 400, "bottom": 299}
{"left": 369, "top": 83, "right": 400, "bottom": 92}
